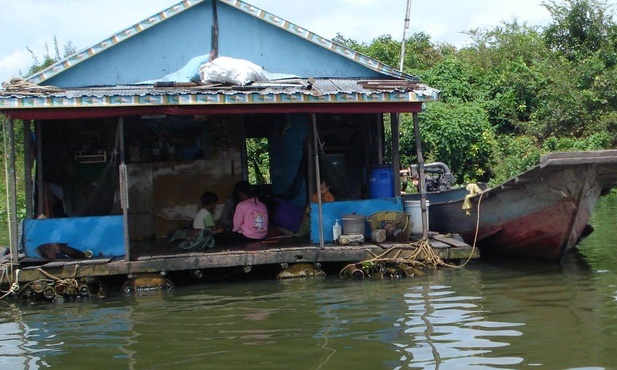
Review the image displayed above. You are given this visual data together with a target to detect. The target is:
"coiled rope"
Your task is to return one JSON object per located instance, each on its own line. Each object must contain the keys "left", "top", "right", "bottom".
{"left": 1, "top": 77, "right": 61, "bottom": 93}
{"left": 340, "top": 189, "right": 485, "bottom": 278}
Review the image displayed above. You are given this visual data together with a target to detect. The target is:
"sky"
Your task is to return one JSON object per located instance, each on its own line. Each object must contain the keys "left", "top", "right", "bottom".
{"left": 0, "top": 0, "right": 555, "bottom": 83}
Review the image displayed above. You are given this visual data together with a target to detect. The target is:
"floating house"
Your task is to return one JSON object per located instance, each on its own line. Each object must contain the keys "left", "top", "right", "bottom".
{"left": 0, "top": 0, "right": 475, "bottom": 294}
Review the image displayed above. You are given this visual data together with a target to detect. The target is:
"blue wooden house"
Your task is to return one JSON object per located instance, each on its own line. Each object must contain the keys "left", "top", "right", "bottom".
{"left": 0, "top": 0, "right": 441, "bottom": 290}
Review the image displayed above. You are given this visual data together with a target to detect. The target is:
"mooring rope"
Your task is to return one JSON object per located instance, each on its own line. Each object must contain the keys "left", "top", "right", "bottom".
{"left": 0, "top": 266, "right": 19, "bottom": 300}
{"left": 35, "top": 267, "right": 80, "bottom": 292}
{"left": 339, "top": 190, "right": 485, "bottom": 278}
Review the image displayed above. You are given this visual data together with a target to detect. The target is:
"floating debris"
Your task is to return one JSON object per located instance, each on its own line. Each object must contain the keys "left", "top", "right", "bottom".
{"left": 122, "top": 273, "right": 175, "bottom": 294}
{"left": 277, "top": 263, "right": 325, "bottom": 279}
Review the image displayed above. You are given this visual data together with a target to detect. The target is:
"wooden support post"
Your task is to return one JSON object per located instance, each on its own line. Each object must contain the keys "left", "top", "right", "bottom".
{"left": 7, "top": 118, "right": 19, "bottom": 267}
{"left": 211, "top": 0, "right": 219, "bottom": 59}
{"left": 118, "top": 118, "right": 131, "bottom": 262}
{"left": 391, "top": 113, "right": 401, "bottom": 196}
{"left": 23, "top": 120, "right": 33, "bottom": 218}
{"left": 36, "top": 121, "right": 43, "bottom": 217}
{"left": 412, "top": 112, "right": 429, "bottom": 239}
{"left": 311, "top": 113, "right": 324, "bottom": 249}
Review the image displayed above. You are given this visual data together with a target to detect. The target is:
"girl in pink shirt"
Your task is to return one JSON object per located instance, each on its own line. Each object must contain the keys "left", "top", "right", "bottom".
{"left": 233, "top": 197, "right": 268, "bottom": 239}
{"left": 213, "top": 181, "right": 269, "bottom": 244}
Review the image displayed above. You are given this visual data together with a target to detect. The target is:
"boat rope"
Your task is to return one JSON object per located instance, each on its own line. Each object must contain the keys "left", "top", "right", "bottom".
{"left": 34, "top": 265, "right": 80, "bottom": 291}
{"left": 339, "top": 241, "right": 446, "bottom": 279}
{"left": 448, "top": 187, "right": 485, "bottom": 269}
{"left": 0, "top": 266, "right": 19, "bottom": 300}
{"left": 462, "top": 183, "right": 483, "bottom": 216}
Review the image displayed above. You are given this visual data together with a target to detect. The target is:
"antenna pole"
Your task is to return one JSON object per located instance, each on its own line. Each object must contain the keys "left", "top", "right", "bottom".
{"left": 399, "top": 0, "right": 412, "bottom": 71}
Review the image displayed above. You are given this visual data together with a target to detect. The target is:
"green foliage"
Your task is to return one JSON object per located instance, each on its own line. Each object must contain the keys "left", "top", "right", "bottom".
{"left": 459, "top": 21, "right": 549, "bottom": 135}
{"left": 490, "top": 135, "right": 541, "bottom": 185}
{"left": 401, "top": 32, "right": 455, "bottom": 72}
{"left": 25, "top": 36, "right": 76, "bottom": 77}
{"left": 400, "top": 101, "right": 496, "bottom": 183}
{"left": 542, "top": 131, "right": 612, "bottom": 151}
{"left": 345, "top": 0, "right": 617, "bottom": 185}
{"left": 0, "top": 117, "right": 28, "bottom": 243}
{"left": 334, "top": 34, "right": 402, "bottom": 68}
{"left": 246, "top": 137, "right": 270, "bottom": 185}
{"left": 543, "top": 0, "right": 614, "bottom": 61}
{"left": 421, "top": 57, "right": 483, "bottom": 103}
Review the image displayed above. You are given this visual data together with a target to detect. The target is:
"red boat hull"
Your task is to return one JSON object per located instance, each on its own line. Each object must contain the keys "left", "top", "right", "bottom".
{"left": 409, "top": 150, "right": 617, "bottom": 261}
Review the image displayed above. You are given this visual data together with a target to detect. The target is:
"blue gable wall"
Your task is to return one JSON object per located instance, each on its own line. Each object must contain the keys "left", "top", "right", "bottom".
{"left": 46, "top": 0, "right": 383, "bottom": 87}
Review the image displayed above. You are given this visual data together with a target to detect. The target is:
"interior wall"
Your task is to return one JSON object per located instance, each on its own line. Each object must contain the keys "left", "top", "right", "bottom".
{"left": 124, "top": 115, "right": 244, "bottom": 239}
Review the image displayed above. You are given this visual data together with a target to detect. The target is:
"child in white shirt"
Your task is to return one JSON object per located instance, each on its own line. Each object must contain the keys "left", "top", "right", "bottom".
{"left": 193, "top": 191, "right": 218, "bottom": 230}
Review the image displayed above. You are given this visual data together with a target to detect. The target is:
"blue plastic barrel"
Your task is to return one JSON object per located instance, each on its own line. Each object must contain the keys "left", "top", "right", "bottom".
{"left": 369, "top": 165, "right": 394, "bottom": 198}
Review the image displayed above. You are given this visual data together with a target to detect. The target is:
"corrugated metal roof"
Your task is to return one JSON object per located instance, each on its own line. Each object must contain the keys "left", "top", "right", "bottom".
{"left": 0, "top": 78, "right": 439, "bottom": 110}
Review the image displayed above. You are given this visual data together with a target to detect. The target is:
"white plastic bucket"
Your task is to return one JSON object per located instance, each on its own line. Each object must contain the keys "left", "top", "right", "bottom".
{"left": 404, "top": 200, "right": 430, "bottom": 234}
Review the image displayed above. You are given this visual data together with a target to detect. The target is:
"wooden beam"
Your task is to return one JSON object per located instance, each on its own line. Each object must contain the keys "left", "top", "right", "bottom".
{"left": 211, "top": 0, "right": 219, "bottom": 59}
{"left": 412, "top": 112, "right": 429, "bottom": 239}
{"left": 119, "top": 117, "right": 130, "bottom": 262}
{"left": 23, "top": 120, "right": 33, "bottom": 218}
{"left": 391, "top": 113, "right": 401, "bottom": 196}
{"left": 7, "top": 118, "right": 18, "bottom": 266}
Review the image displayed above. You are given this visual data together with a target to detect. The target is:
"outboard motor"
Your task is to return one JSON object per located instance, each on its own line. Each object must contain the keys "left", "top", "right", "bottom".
{"left": 409, "top": 162, "right": 455, "bottom": 192}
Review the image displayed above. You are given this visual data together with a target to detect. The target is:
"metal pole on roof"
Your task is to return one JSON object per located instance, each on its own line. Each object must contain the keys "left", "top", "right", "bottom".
{"left": 311, "top": 113, "right": 325, "bottom": 249}
{"left": 211, "top": 0, "right": 219, "bottom": 59}
{"left": 399, "top": 0, "right": 413, "bottom": 71}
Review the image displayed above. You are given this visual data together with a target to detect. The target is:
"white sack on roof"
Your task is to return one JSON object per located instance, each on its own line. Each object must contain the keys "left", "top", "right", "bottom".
{"left": 199, "top": 57, "right": 270, "bottom": 86}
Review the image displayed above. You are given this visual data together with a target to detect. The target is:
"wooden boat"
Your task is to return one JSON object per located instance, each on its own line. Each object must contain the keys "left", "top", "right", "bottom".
{"left": 404, "top": 150, "right": 617, "bottom": 261}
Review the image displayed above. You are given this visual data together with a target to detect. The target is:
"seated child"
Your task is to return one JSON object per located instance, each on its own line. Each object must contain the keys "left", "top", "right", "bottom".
{"left": 312, "top": 179, "right": 335, "bottom": 203}
{"left": 193, "top": 191, "right": 218, "bottom": 230}
{"left": 170, "top": 191, "right": 220, "bottom": 250}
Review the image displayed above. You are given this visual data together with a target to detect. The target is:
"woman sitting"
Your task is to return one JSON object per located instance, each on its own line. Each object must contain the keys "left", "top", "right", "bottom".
{"left": 213, "top": 181, "right": 268, "bottom": 244}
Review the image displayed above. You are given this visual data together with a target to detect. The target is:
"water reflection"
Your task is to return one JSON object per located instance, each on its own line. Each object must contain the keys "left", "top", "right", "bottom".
{"left": 0, "top": 305, "right": 44, "bottom": 369}
{"left": 397, "top": 284, "right": 523, "bottom": 369}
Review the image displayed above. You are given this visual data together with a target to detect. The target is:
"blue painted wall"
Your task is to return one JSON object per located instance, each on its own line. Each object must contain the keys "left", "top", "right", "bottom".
{"left": 310, "top": 197, "right": 404, "bottom": 243}
{"left": 46, "top": 1, "right": 383, "bottom": 87}
{"left": 22, "top": 216, "right": 125, "bottom": 258}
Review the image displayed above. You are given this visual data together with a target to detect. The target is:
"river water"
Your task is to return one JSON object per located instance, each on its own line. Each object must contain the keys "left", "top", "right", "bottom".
{"left": 2, "top": 196, "right": 617, "bottom": 369}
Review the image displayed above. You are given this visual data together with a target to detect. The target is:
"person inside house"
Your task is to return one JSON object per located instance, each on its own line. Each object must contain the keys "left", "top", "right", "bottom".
{"left": 312, "top": 179, "right": 335, "bottom": 203}
{"left": 193, "top": 191, "right": 220, "bottom": 231}
{"left": 219, "top": 180, "right": 251, "bottom": 231}
{"left": 169, "top": 190, "right": 221, "bottom": 250}
{"left": 214, "top": 181, "right": 269, "bottom": 244}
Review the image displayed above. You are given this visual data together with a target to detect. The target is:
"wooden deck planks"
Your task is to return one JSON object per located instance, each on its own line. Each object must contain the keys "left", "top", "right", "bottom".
{"left": 15, "top": 235, "right": 478, "bottom": 283}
